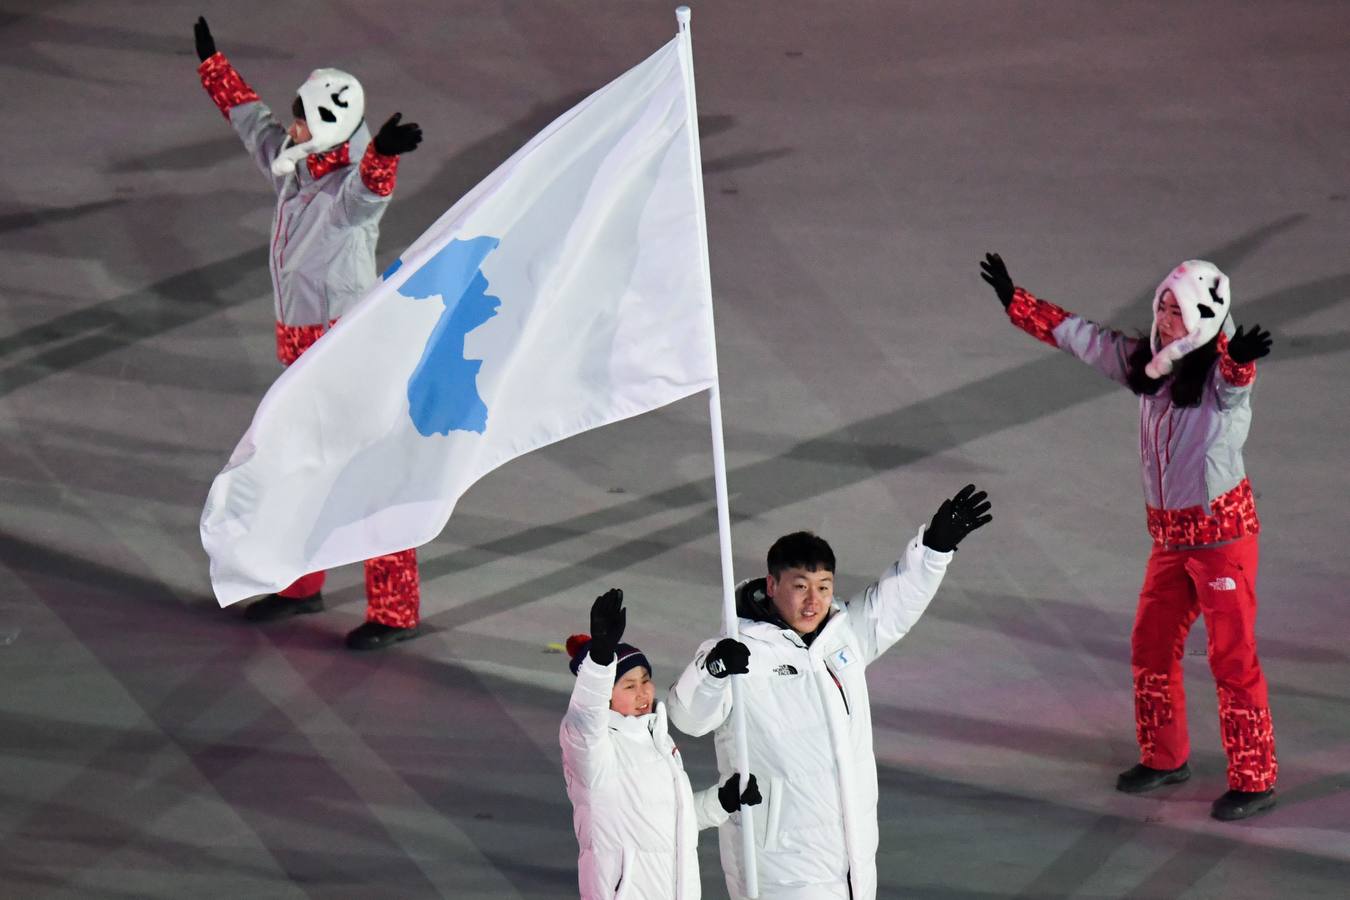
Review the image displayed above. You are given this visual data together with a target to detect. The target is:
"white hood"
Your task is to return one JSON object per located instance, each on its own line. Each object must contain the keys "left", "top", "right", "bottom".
{"left": 1145, "top": 259, "right": 1235, "bottom": 379}
{"left": 271, "top": 68, "right": 365, "bottom": 176}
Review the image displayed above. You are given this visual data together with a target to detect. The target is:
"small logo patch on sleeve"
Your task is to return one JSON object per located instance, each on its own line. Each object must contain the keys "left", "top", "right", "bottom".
{"left": 1208, "top": 577, "right": 1237, "bottom": 591}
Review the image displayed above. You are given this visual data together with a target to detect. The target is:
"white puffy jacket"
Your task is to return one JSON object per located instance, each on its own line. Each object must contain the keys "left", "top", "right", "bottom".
{"left": 667, "top": 528, "right": 952, "bottom": 900}
{"left": 560, "top": 656, "right": 730, "bottom": 900}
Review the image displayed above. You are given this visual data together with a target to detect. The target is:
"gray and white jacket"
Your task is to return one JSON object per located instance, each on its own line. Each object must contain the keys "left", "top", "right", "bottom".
{"left": 1007, "top": 287, "right": 1260, "bottom": 548}
{"left": 199, "top": 52, "right": 400, "bottom": 360}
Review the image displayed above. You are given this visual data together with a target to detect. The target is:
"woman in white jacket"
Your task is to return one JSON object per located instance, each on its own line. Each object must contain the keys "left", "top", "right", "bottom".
{"left": 561, "top": 589, "right": 762, "bottom": 900}
{"left": 667, "top": 486, "right": 991, "bottom": 900}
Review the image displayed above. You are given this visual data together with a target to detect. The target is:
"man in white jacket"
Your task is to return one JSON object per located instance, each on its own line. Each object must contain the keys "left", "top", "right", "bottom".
{"left": 561, "top": 589, "right": 762, "bottom": 900}
{"left": 667, "top": 485, "right": 992, "bottom": 900}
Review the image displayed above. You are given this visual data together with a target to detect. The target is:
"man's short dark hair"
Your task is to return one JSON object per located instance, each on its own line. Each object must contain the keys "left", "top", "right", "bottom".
{"left": 766, "top": 531, "right": 835, "bottom": 578}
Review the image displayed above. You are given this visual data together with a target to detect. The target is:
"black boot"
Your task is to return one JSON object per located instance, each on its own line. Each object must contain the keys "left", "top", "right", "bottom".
{"left": 345, "top": 621, "right": 420, "bottom": 651}
{"left": 243, "top": 592, "right": 324, "bottom": 622}
{"left": 1211, "top": 788, "right": 1276, "bottom": 821}
{"left": 1115, "top": 762, "right": 1191, "bottom": 794}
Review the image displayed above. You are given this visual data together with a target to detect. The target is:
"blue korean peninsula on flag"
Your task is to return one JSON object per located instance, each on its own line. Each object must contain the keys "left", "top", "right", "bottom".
{"left": 201, "top": 34, "right": 717, "bottom": 605}
{"left": 386, "top": 236, "right": 502, "bottom": 437}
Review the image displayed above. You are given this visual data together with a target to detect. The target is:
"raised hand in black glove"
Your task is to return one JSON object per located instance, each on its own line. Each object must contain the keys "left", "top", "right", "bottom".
{"left": 1227, "top": 324, "right": 1272, "bottom": 364}
{"left": 717, "top": 773, "right": 763, "bottom": 814}
{"left": 703, "top": 638, "right": 750, "bottom": 679}
{"left": 980, "top": 252, "right": 1015, "bottom": 309}
{"left": 373, "top": 113, "right": 423, "bottom": 156}
{"left": 194, "top": 16, "right": 216, "bottom": 62}
{"left": 922, "top": 483, "right": 993, "bottom": 552}
{"left": 588, "top": 588, "right": 625, "bottom": 666}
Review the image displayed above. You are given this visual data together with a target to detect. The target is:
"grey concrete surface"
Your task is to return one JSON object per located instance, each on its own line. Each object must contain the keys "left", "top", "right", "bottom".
{"left": 2, "top": 1, "right": 1348, "bottom": 897}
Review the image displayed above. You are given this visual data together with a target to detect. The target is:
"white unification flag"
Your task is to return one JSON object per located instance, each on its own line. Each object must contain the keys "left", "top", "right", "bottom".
{"left": 201, "top": 31, "right": 716, "bottom": 605}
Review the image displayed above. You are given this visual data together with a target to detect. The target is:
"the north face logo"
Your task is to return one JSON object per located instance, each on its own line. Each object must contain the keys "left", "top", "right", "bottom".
{"left": 1208, "top": 577, "right": 1237, "bottom": 591}
{"left": 773, "top": 664, "right": 798, "bottom": 676}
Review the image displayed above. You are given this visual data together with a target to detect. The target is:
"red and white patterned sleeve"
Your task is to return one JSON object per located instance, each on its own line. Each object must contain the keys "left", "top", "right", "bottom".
{"left": 358, "top": 144, "right": 400, "bottom": 197}
{"left": 1008, "top": 287, "right": 1139, "bottom": 388}
{"left": 197, "top": 52, "right": 260, "bottom": 119}
{"left": 1007, "top": 287, "right": 1070, "bottom": 348}
{"left": 1215, "top": 332, "right": 1256, "bottom": 387}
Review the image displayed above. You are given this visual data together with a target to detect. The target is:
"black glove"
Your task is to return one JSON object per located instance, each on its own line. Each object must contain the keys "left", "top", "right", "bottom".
{"left": 922, "top": 483, "right": 993, "bottom": 552}
{"left": 717, "top": 773, "right": 763, "bottom": 814}
{"left": 980, "top": 252, "right": 1015, "bottom": 309}
{"left": 587, "top": 588, "right": 625, "bottom": 666}
{"left": 373, "top": 113, "right": 423, "bottom": 156}
{"left": 194, "top": 16, "right": 216, "bottom": 62}
{"left": 703, "top": 638, "right": 750, "bottom": 678}
{"left": 1227, "top": 324, "right": 1272, "bottom": 364}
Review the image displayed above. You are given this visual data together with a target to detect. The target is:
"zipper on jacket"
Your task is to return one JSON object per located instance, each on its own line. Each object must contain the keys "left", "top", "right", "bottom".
{"left": 1149, "top": 398, "right": 1169, "bottom": 506}
{"left": 827, "top": 667, "right": 850, "bottom": 716}
{"left": 669, "top": 754, "right": 683, "bottom": 898}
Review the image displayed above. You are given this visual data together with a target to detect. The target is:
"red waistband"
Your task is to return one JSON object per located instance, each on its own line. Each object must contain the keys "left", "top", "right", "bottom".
{"left": 1146, "top": 478, "right": 1260, "bottom": 547}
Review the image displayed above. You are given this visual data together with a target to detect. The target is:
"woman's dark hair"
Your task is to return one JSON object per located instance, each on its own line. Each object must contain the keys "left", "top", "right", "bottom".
{"left": 1126, "top": 333, "right": 1219, "bottom": 407}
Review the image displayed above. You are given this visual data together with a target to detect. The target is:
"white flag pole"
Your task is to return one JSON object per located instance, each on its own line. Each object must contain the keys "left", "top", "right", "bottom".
{"left": 675, "top": 7, "right": 759, "bottom": 897}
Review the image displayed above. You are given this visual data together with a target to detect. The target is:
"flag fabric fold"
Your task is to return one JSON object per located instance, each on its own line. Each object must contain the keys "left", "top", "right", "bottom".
{"left": 201, "top": 35, "right": 716, "bottom": 605}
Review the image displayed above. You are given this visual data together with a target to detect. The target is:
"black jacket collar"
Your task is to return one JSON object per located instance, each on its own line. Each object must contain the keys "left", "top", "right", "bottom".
{"left": 736, "top": 577, "right": 832, "bottom": 647}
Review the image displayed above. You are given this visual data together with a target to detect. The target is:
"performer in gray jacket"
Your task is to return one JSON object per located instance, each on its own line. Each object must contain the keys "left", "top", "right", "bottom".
{"left": 194, "top": 16, "right": 423, "bottom": 650}
{"left": 982, "top": 252, "right": 1277, "bottom": 820}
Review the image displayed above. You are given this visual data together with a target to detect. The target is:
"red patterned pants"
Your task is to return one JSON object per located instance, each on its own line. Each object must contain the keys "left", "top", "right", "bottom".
{"left": 277, "top": 549, "right": 421, "bottom": 628}
{"left": 1130, "top": 535, "right": 1276, "bottom": 790}
{"left": 271, "top": 322, "right": 421, "bottom": 628}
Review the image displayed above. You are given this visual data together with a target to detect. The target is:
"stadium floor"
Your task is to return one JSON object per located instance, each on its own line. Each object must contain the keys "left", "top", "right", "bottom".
{"left": 2, "top": 2, "right": 1348, "bottom": 897}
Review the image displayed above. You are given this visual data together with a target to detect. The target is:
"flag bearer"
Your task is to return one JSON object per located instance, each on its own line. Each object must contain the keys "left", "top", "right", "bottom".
{"left": 667, "top": 486, "right": 991, "bottom": 900}
{"left": 193, "top": 16, "right": 424, "bottom": 650}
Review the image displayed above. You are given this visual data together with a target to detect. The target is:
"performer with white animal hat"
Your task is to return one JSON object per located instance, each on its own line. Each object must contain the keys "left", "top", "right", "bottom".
{"left": 981, "top": 252, "right": 1277, "bottom": 820}
{"left": 194, "top": 16, "right": 424, "bottom": 651}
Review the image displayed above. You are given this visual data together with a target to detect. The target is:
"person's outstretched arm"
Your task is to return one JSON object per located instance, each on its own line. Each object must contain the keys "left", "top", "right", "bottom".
{"left": 337, "top": 113, "right": 423, "bottom": 225}
{"left": 847, "top": 484, "right": 992, "bottom": 664}
{"left": 982, "top": 252, "right": 1141, "bottom": 388}
{"left": 193, "top": 17, "right": 287, "bottom": 191}
{"left": 666, "top": 637, "right": 747, "bottom": 737}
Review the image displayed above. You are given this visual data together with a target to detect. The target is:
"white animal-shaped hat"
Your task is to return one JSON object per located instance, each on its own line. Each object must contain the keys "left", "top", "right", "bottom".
{"left": 270, "top": 68, "right": 365, "bottom": 177}
{"left": 1145, "top": 260, "right": 1235, "bottom": 379}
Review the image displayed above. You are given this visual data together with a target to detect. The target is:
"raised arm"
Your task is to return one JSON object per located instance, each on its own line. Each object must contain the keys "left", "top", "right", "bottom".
{"left": 558, "top": 589, "right": 627, "bottom": 783}
{"left": 194, "top": 18, "right": 287, "bottom": 191}
{"left": 666, "top": 637, "right": 747, "bottom": 737}
{"left": 846, "top": 484, "right": 989, "bottom": 663}
{"left": 982, "top": 252, "right": 1141, "bottom": 388}
{"left": 337, "top": 113, "right": 423, "bottom": 225}
{"left": 1212, "top": 324, "right": 1270, "bottom": 409}
{"left": 559, "top": 655, "right": 618, "bottom": 783}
